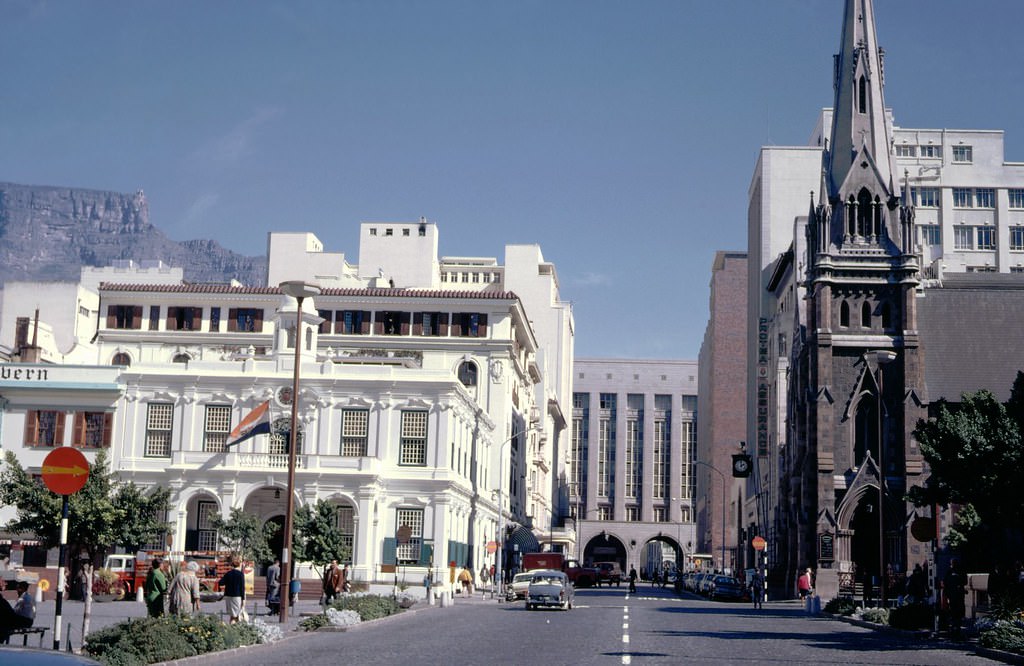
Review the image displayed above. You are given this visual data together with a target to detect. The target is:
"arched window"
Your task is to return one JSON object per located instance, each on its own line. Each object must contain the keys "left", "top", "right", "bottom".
{"left": 858, "top": 76, "right": 867, "bottom": 114}
{"left": 857, "top": 188, "right": 874, "bottom": 238}
{"left": 173, "top": 353, "right": 190, "bottom": 364}
{"left": 861, "top": 302, "right": 872, "bottom": 328}
{"left": 839, "top": 301, "right": 850, "bottom": 328}
{"left": 305, "top": 326, "right": 313, "bottom": 350}
{"left": 458, "top": 361, "right": 478, "bottom": 387}
{"left": 111, "top": 352, "right": 131, "bottom": 367}
{"left": 854, "top": 397, "right": 878, "bottom": 466}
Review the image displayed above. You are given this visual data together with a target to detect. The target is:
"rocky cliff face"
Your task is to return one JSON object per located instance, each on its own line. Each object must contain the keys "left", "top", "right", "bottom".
{"left": 0, "top": 182, "right": 266, "bottom": 286}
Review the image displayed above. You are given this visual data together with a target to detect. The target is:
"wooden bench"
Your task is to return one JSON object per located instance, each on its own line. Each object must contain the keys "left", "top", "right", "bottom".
{"left": 2, "top": 626, "right": 48, "bottom": 647}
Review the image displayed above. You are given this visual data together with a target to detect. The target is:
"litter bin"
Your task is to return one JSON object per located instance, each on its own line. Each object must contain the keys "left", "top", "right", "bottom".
{"left": 806, "top": 595, "right": 821, "bottom": 614}
{"left": 289, "top": 578, "right": 301, "bottom": 605}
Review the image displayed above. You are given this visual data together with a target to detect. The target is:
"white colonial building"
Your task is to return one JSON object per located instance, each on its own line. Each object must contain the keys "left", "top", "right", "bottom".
{"left": 0, "top": 221, "right": 574, "bottom": 584}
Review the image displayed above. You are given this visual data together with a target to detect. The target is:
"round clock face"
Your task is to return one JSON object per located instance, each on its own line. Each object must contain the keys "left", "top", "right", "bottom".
{"left": 277, "top": 386, "right": 294, "bottom": 406}
{"left": 734, "top": 458, "right": 750, "bottom": 474}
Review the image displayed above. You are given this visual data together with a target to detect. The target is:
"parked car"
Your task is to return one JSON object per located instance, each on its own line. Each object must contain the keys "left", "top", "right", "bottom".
{"left": 696, "top": 572, "right": 716, "bottom": 596}
{"left": 526, "top": 570, "right": 574, "bottom": 610}
{"left": 508, "top": 572, "right": 534, "bottom": 600}
{"left": 594, "top": 561, "right": 623, "bottom": 587}
{"left": 708, "top": 575, "right": 747, "bottom": 601}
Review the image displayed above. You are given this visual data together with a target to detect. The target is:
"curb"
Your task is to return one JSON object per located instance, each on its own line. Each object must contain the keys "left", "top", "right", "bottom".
{"left": 822, "top": 612, "right": 1024, "bottom": 665}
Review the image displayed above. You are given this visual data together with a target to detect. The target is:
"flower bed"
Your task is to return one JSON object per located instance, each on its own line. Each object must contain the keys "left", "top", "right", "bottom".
{"left": 84, "top": 613, "right": 265, "bottom": 665}
{"left": 299, "top": 593, "right": 405, "bottom": 631}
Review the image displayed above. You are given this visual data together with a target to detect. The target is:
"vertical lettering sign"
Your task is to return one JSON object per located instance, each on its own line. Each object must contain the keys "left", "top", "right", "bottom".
{"left": 757, "top": 318, "right": 770, "bottom": 457}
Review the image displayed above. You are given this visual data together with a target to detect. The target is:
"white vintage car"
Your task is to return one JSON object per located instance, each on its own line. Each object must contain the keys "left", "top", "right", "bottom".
{"left": 526, "top": 570, "right": 574, "bottom": 611}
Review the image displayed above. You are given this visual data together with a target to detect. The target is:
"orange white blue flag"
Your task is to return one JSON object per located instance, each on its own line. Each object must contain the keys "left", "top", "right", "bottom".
{"left": 226, "top": 400, "right": 271, "bottom": 447}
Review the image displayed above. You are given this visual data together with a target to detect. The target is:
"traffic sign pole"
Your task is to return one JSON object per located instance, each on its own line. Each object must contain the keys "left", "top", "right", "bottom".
{"left": 53, "top": 495, "right": 69, "bottom": 650}
{"left": 41, "top": 447, "right": 90, "bottom": 652}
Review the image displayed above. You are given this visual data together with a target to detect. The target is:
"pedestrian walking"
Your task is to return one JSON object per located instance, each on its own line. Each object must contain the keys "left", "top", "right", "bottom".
{"left": 628, "top": 566, "right": 638, "bottom": 594}
{"left": 750, "top": 571, "right": 765, "bottom": 609}
{"left": 943, "top": 559, "right": 966, "bottom": 638}
{"left": 169, "top": 561, "right": 201, "bottom": 615}
{"left": 219, "top": 555, "right": 246, "bottom": 624}
{"left": 797, "top": 567, "right": 813, "bottom": 599}
{"left": 144, "top": 557, "right": 168, "bottom": 618}
{"left": 265, "top": 558, "right": 281, "bottom": 615}
{"left": 323, "top": 560, "right": 342, "bottom": 604}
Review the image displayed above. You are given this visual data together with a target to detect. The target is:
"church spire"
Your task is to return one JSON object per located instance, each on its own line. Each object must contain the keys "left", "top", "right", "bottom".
{"left": 826, "top": 0, "right": 896, "bottom": 200}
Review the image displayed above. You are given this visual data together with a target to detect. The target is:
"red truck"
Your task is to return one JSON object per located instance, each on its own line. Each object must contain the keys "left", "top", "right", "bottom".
{"left": 521, "top": 553, "right": 598, "bottom": 588}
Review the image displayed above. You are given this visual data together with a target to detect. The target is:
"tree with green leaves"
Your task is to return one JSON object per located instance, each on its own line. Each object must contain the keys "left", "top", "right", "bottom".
{"left": 911, "top": 374, "right": 1024, "bottom": 569}
{"left": 0, "top": 449, "right": 170, "bottom": 561}
{"left": 292, "top": 499, "right": 351, "bottom": 584}
{"left": 209, "top": 507, "right": 274, "bottom": 565}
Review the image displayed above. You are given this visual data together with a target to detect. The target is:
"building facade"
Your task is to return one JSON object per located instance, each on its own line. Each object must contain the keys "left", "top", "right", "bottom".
{"left": 570, "top": 359, "right": 698, "bottom": 576}
{"left": 0, "top": 222, "right": 573, "bottom": 585}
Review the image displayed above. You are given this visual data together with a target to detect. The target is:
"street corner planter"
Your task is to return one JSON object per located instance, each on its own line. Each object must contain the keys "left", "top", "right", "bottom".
{"left": 200, "top": 592, "right": 224, "bottom": 603}
{"left": 93, "top": 594, "right": 119, "bottom": 603}
{"left": 398, "top": 598, "right": 416, "bottom": 609}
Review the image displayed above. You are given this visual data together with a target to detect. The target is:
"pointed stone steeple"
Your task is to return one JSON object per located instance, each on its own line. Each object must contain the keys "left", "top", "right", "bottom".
{"left": 826, "top": 0, "right": 897, "bottom": 205}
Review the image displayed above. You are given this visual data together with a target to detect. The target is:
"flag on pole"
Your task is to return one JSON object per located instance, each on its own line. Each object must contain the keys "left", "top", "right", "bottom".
{"left": 226, "top": 400, "right": 271, "bottom": 447}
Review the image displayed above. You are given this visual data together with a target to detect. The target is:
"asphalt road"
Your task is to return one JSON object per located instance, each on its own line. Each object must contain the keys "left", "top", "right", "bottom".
{"left": 192, "top": 585, "right": 998, "bottom": 666}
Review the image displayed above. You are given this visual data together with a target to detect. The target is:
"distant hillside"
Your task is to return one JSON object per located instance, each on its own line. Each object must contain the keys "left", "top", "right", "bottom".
{"left": 0, "top": 182, "right": 266, "bottom": 286}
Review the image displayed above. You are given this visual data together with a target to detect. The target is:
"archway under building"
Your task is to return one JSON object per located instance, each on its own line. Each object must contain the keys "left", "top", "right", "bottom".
{"left": 849, "top": 496, "right": 881, "bottom": 600}
{"left": 639, "top": 534, "right": 683, "bottom": 582}
{"left": 583, "top": 532, "right": 626, "bottom": 572}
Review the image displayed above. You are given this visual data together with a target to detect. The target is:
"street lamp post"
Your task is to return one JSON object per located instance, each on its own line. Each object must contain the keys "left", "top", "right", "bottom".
{"left": 694, "top": 461, "right": 727, "bottom": 573}
{"left": 868, "top": 349, "right": 897, "bottom": 608}
{"left": 494, "top": 424, "right": 541, "bottom": 599}
{"left": 277, "top": 280, "right": 321, "bottom": 623}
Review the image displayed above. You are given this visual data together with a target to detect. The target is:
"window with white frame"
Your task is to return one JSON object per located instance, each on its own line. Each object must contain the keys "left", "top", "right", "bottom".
{"left": 1010, "top": 189, "right": 1024, "bottom": 209}
{"left": 652, "top": 419, "right": 669, "bottom": 500}
{"left": 626, "top": 506, "right": 639, "bottom": 522}
{"left": 395, "top": 508, "right": 423, "bottom": 563}
{"left": 913, "top": 187, "right": 940, "bottom": 207}
{"left": 196, "top": 501, "right": 218, "bottom": 551}
{"left": 203, "top": 405, "right": 231, "bottom": 453}
{"left": 597, "top": 418, "right": 612, "bottom": 498}
{"left": 954, "top": 226, "right": 974, "bottom": 250}
{"left": 400, "top": 411, "right": 428, "bottom": 465}
{"left": 976, "top": 226, "right": 996, "bottom": 250}
{"left": 976, "top": 188, "right": 996, "bottom": 208}
{"left": 571, "top": 416, "right": 585, "bottom": 492}
{"left": 341, "top": 410, "right": 369, "bottom": 456}
{"left": 1011, "top": 227, "right": 1024, "bottom": 251}
{"left": 953, "top": 145, "right": 973, "bottom": 163}
{"left": 953, "top": 188, "right": 973, "bottom": 208}
{"left": 918, "top": 225, "right": 941, "bottom": 246}
{"left": 680, "top": 419, "right": 695, "bottom": 500}
{"left": 598, "top": 506, "right": 613, "bottom": 521}
{"left": 653, "top": 507, "right": 666, "bottom": 522}
{"left": 145, "top": 403, "right": 173, "bottom": 457}
{"left": 895, "top": 144, "right": 916, "bottom": 157}
{"left": 920, "top": 144, "right": 941, "bottom": 158}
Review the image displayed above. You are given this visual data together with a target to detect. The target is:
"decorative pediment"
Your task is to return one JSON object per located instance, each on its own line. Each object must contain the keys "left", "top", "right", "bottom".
{"left": 813, "top": 386, "right": 834, "bottom": 405}
{"left": 816, "top": 508, "right": 837, "bottom": 530}
{"left": 841, "top": 364, "right": 874, "bottom": 422}
{"left": 836, "top": 144, "right": 893, "bottom": 203}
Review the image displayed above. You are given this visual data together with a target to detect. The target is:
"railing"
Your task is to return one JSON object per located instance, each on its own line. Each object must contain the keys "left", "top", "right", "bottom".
{"left": 237, "top": 453, "right": 305, "bottom": 469}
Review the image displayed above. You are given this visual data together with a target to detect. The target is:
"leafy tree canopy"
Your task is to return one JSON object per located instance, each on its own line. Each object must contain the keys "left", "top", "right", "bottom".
{"left": 292, "top": 499, "right": 351, "bottom": 580}
{"left": 0, "top": 450, "right": 170, "bottom": 561}
{"left": 209, "top": 507, "right": 274, "bottom": 565}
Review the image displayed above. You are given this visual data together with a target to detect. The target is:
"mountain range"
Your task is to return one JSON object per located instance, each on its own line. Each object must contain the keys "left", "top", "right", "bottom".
{"left": 0, "top": 182, "right": 266, "bottom": 287}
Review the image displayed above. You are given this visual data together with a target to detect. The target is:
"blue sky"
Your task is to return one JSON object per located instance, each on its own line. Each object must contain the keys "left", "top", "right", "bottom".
{"left": 2, "top": 1, "right": 1022, "bottom": 359}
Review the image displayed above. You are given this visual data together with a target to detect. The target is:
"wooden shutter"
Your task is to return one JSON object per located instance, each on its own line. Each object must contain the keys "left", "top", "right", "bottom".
{"left": 24, "top": 411, "right": 39, "bottom": 446}
{"left": 253, "top": 310, "right": 264, "bottom": 332}
{"left": 439, "top": 313, "right": 449, "bottom": 336}
{"left": 191, "top": 307, "right": 203, "bottom": 331}
{"left": 318, "top": 310, "right": 332, "bottom": 334}
{"left": 400, "top": 312, "right": 410, "bottom": 336}
{"left": 477, "top": 313, "right": 488, "bottom": 337}
{"left": 72, "top": 412, "right": 86, "bottom": 447}
{"left": 382, "top": 537, "right": 397, "bottom": 565}
{"left": 131, "top": 306, "right": 143, "bottom": 330}
{"left": 360, "top": 311, "right": 371, "bottom": 335}
{"left": 413, "top": 313, "right": 423, "bottom": 336}
{"left": 166, "top": 307, "right": 179, "bottom": 330}
{"left": 102, "top": 413, "right": 113, "bottom": 448}
{"left": 450, "top": 313, "right": 462, "bottom": 337}
{"left": 106, "top": 305, "right": 117, "bottom": 329}
{"left": 54, "top": 412, "right": 66, "bottom": 446}
{"left": 418, "top": 542, "right": 433, "bottom": 566}
{"left": 227, "top": 309, "right": 238, "bottom": 332}
{"left": 149, "top": 305, "right": 160, "bottom": 331}
{"left": 374, "top": 312, "right": 385, "bottom": 335}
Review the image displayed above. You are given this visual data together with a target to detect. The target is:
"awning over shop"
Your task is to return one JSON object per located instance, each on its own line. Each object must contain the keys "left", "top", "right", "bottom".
{"left": 505, "top": 525, "right": 540, "bottom": 554}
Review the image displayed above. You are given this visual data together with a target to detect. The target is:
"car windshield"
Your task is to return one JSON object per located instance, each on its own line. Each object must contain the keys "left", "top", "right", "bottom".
{"left": 534, "top": 576, "right": 562, "bottom": 585}
{"left": 513, "top": 574, "right": 532, "bottom": 583}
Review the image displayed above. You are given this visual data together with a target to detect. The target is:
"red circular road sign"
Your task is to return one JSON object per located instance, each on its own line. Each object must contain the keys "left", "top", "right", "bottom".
{"left": 486, "top": 541, "right": 498, "bottom": 554}
{"left": 751, "top": 536, "right": 767, "bottom": 551}
{"left": 42, "top": 447, "right": 90, "bottom": 495}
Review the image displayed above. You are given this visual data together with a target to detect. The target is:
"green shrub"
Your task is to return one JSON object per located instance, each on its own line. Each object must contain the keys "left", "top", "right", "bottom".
{"left": 329, "top": 594, "right": 402, "bottom": 620}
{"left": 85, "top": 613, "right": 260, "bottom": 665}
{"left": 980, "top": 621, "right": 1024, "bottom": 655}
{"left": 989, "top": 590, "right": 1024, "bottom": 622}
{"left": 824, "top": 597, "right": 857, "bottom": 616}
{"left": 299, "top": 613, "right": 331, "bottom": 631}
{"left": 860, "top": 607, "right": 889, "bottom": 624}
{"left": 888, "top": 602, "right": 934, "bottom": 630}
